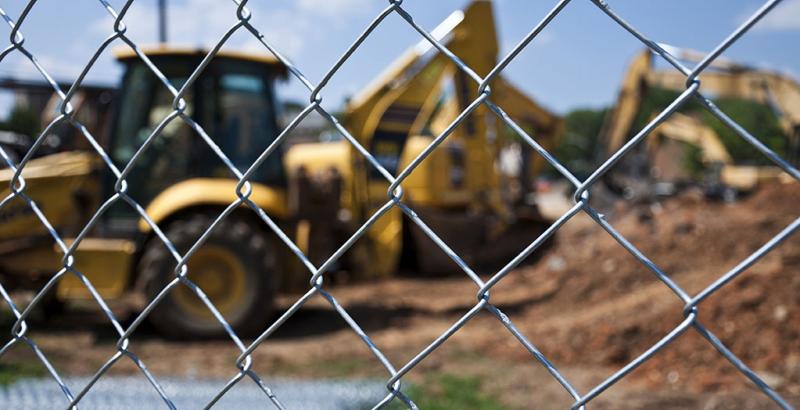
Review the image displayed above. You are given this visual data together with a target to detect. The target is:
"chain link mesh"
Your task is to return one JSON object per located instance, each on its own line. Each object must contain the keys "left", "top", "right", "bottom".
{"left": 0, "top": 0, "right": 798, "bottom": 408}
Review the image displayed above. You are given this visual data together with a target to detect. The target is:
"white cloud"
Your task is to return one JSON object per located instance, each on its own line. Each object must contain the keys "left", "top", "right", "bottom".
{"left": 89, "top": 0, "right": 310, "bottom": 57}
{"left": 86, "top": 0, "right": 379, "bottom": 59}
{"left": 296, "top": 0, "right": 374, "bottom": 18}
{"left": 753, "top": 0, "right": 800, "bottom": 31}
{"left": 1, "top": 0, "right": 382, "bottom": 109}
{"left": 500, "top": 29, "right": 554, "bottom": 56}
{"left": 0, "top": 40, "right": 97, "bottom": 83}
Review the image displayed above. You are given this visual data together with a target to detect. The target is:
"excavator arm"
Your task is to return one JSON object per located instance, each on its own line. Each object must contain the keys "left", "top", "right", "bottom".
{"left": 647, "top": 69, "right": 800, "bottom": 134}
{"left": 344, "top": 0, "right": 560, "bottom": 208}
{"left": 605, "top": 47, "right": 800, "bottom": 154}
{"left": 601, "top": 46, "right": 800, "bottom": 194}
{"left": 312, "top": 0, "right": 560, "bottom": 276}
{"left": 649, "top": 113, "right": 732, "bottom": 165}
{"left": 600, "top": 50, "right": 653, "bottom": 155}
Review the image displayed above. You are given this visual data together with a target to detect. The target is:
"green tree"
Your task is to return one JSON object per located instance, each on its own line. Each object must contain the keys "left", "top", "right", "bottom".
{"left": 553, "top": 107, "right": 607, "bottom": 178}
{"left": 701, "top": 98, "right": 785, "bottom": 165}
{"left": 0, "top": 105, "right": 41, "bottom": 137}
{"left": 632, "top": 87, "right": 785, "bottom": 166}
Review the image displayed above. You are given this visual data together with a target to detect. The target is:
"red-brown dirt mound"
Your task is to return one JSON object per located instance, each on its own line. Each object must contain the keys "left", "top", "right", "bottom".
{"left": 500, "top": 182, "right": 800, "bottom": 395}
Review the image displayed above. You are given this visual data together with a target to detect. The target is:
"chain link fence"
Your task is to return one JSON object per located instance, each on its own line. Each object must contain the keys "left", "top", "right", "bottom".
{"left": 0, "top": 0, "right": 798, "bottom": 408}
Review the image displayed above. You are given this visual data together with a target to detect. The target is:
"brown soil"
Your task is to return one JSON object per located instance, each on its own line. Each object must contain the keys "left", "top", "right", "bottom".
{"left": 3, "top": 182, "right": 799, "bottom": 408}
{"left": 513, "top": 183, "right": 800, "bottom": 395}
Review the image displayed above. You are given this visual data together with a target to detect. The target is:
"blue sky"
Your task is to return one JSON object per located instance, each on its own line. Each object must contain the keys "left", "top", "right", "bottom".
{"left": 1, "top": 0, "right": 799, "bottom": 116}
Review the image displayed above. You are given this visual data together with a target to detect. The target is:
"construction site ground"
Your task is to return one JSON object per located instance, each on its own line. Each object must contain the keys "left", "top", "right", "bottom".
{"left": 1, "top": 182, "right": 799, "bottom": 409}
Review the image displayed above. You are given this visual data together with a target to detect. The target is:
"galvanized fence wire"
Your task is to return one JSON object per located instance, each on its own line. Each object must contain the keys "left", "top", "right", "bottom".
{"left": 0, "top": 0, "right": 798, "bottom": 408}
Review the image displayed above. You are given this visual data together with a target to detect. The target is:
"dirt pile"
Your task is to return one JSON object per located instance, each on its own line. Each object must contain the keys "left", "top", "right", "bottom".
{"left": 501, "top": 182, "right": 800, "bottom": 394}
{"left": 3, "top": 182, "right": 798, "bottom": 407}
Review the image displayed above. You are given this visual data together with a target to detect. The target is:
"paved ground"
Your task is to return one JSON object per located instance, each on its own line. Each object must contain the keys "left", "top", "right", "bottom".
{"left": 0, "top": 377, "right": 387, "bottom": 409}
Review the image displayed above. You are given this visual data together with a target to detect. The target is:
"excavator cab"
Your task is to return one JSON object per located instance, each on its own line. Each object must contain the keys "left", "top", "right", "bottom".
{"left": 0, "top": 48, "right": 295, "bottom": 338}
{"left": 105, "top": 49, "right": 288, "bottom": 230}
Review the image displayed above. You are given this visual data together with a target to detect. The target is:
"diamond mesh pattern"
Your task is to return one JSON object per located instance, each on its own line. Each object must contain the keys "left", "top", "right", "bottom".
{"left": 0, "top": 0, "right": 798, "bottom": 409}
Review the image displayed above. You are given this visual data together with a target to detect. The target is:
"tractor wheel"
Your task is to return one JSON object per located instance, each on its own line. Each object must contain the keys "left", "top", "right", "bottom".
{"left": 139, "top": 212, "right": 275, "bottom": 339}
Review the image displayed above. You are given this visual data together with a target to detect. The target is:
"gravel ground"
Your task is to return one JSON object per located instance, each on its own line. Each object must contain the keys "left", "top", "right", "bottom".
{"left": 0, "top": 377, "right": 386, "bottom": 409}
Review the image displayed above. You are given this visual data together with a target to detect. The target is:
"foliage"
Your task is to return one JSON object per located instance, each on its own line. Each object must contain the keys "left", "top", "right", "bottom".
{"left": 681, "top": 141, "right": 705, "bottom": 178}
{"left": 632, "top": 87, "right": 786, "bottom": 166}
{"left": 387, "top": 373, "right": 508, "bottom": 410}
{"left": 0, "top": 362, "right": 45, "bottom": 386}
{"left": 702, "top": 97, "right": 785, "bottom": 165}
{"left": 0, "top": 105, "right": 41, "bottom": 138}
{"left": 551, "top": 108, "right": 607, "bottom": 179}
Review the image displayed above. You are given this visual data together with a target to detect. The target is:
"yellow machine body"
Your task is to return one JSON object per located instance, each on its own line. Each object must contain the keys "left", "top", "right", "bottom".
{"left": 0, "top": 50, "right": 294, "bottom": 300}
{"left": 285, "top": 0, "right": 560, "bottom": 276}
{"left": 0, "top": 0, "right": 560, "bottom": 304}
{"left": 603, "top": 48, "right": 799, "bottom": 191}
{"left": 138, "top": 178, "right": 289, "bottom": 232}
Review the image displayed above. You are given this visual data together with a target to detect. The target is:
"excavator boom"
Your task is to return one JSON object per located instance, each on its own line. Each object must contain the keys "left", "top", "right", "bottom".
{"left": 601, "top": 46, "right": 799, "bottom": 194}
{"left": 344, "top": 0, "right": 560, "bottom": 206}
{"left": 287, "top": 0, "right": 561, "bottom": 276}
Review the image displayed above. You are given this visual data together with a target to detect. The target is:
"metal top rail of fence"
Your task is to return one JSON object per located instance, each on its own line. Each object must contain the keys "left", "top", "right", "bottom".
{"left": 0, "top": 0, "right": 799, "bottom": 409}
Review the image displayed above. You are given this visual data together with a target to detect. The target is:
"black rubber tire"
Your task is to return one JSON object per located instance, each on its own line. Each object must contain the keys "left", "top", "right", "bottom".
{"left": 139, "top": 212, "right": 275, "bottom": 339}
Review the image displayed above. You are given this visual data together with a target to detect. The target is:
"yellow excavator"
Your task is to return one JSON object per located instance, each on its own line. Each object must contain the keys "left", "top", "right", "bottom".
{"left": 0, "top": 0, "right": 560, "bottom": 338}
{"left": 601, "top": 46, "right": 800, "bottom": 198}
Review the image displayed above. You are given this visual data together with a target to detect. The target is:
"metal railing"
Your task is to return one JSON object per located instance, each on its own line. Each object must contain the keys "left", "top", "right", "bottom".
{"left": 0, "top": 0, "right": 798, "bottom": 409}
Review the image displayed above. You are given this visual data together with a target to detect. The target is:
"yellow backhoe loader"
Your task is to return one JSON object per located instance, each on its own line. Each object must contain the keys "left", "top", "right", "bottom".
{"left": 0, "top": 0, "right": 560, "bottom": 338}
{"left": 600, "top": 46, "right": 800, "bottom": 198}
